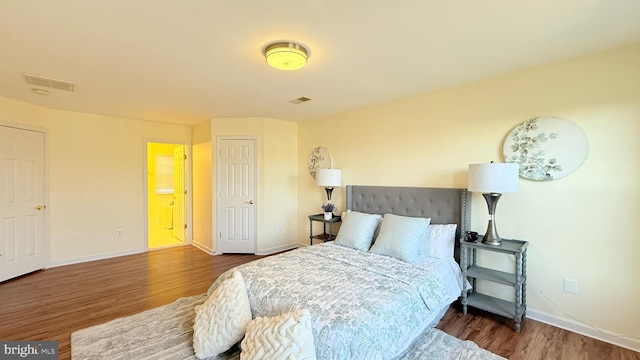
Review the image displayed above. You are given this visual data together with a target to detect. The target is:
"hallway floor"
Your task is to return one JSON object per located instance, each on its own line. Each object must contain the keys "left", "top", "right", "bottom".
{"left": 148, "top": 223, "right": 184, "bottom": 249}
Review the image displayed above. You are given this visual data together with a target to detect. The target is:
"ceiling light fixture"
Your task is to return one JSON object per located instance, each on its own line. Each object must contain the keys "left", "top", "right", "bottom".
{"left": 264, "top": 42, "right": 309, "bottom": 71}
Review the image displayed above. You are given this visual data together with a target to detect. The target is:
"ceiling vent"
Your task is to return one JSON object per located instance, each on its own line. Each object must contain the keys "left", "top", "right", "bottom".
{"left": 289, "top": 96, "right": 311, "bottom": 104}
{"left": 23, "top": 73, "right": 75, "bottom": 92}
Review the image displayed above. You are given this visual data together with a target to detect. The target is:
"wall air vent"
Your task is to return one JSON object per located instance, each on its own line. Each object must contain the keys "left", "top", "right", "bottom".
{"left": 289, "top": 96, "right": 311, "bottom": 104}
{"left": 23, "top": 73, "right": 75, "bottom": 92}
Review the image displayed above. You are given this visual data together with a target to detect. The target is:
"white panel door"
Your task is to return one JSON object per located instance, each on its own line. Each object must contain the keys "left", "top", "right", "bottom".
{"left": 218, "top": 139, "right": 255, "bottom": 254}
{"left": 172, "top": 145, "right": 185, "bottom": 242}
{"left": 0, "top": 126, "right": 47, "bottom": 282}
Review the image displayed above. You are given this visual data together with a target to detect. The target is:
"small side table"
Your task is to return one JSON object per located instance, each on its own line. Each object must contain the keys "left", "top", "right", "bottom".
{"left": 460, "top": 237, "right": 528, "bottom": 332}
{"left": 308, "top": 214, "right": 341, "bottom": 245}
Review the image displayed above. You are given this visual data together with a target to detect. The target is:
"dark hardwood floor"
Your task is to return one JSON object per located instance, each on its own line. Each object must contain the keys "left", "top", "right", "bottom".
{"left": 0, "top": 245, "right": 637, "bottom": 360}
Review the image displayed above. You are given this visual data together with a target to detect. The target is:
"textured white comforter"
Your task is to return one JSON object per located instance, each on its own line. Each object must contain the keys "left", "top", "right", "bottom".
{"left": 208, "top": 242, "right": 463, "bottom": 360}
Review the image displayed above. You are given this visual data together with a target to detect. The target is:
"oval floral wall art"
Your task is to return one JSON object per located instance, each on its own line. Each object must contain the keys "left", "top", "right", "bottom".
{"left": 307, "top": 146, "right": 333, "bottom": 180}
{"left": 503, "top": 116, "right": 589, "bottom": 181}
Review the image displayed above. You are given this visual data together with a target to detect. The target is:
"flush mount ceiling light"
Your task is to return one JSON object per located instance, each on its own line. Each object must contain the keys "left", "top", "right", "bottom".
{"left": 264, "top": 42, "right": 308, "bottom": 71}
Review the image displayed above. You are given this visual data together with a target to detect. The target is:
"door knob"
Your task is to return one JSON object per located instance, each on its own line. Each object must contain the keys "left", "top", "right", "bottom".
{"left": 35, "top": 205, "right": 46, "bottom": 210}
{"left": 245, "top": 200, "right": 254, "bottom": 205}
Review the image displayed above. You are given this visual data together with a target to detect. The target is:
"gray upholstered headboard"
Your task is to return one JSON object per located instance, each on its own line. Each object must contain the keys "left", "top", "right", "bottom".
{"left": 346, "top": 185, "right": 470, "bottom": 259}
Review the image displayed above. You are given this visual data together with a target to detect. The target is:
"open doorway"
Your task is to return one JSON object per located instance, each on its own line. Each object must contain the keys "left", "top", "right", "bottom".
{"left": 146, "top": 141, "right": 188, "bottom": 250}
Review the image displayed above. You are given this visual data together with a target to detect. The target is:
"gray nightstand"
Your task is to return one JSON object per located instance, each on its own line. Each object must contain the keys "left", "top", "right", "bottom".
{"left": 460, "top": 237, "right": 528, "bottom": 332}
{"left": 308, "top": 214, "right": 341, "bottom": 245}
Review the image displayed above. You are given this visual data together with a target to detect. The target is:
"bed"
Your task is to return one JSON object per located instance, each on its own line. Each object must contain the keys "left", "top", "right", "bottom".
{"left": 205, "top": 185, "right": 470, "bottom": 360}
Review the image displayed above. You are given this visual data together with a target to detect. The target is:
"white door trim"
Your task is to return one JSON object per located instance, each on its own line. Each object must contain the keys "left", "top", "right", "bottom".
{"left": 216, "top": 136, "right": 258, "bottom": 254}
{"left": 143, "top": 139, "right": 192, "bottom": 251}
{"left": 0, "top": 120, "right": 50, "bottom": 271}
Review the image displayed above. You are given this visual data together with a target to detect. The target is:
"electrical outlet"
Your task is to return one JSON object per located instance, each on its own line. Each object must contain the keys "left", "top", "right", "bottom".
{"left": 116, "top": 229, "right": 124, "bottom": 237}
{"left": 564, "top": 278, "right": 578, "bottom": 294}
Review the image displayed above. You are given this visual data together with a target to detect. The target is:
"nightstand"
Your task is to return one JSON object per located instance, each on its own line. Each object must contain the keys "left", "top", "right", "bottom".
{"left": 308, "top": 214, "right": 341, "bottom": 245}
{"left": 460, "top": 237, "right": 528, "bottom": 332}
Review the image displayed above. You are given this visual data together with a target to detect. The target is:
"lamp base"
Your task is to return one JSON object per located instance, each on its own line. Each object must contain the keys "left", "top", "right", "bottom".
{"left": 481, "top": 193, "right": 503, "bottom": 246}
{"left": 482, "top": 220, "right": 502, "bottom": 245}
{"left": 325, "top": 187, "right": 334, "bottom": 202}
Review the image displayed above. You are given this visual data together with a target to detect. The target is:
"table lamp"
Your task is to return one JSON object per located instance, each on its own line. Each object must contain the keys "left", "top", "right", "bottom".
{"left": 468, "top": 162, "right": 519, "bottom": 245}
{"left": 316, "top": 168, "right": 342, "bottom": 203}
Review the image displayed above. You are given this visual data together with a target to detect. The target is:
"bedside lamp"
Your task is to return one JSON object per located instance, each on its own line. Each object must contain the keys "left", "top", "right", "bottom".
{"left": 468, "top": 162, "right": 519, "bottom": 245}
{"left": 316, "top": 168, "right": 342, "bottom": 203}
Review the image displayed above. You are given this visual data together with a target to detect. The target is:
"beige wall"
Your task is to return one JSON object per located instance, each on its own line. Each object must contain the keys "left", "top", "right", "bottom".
{"left": 192, "top": 121, "right": 213, "bottom": 252}
{"left": 262, "top": 118, "right": 298, "bottom": 251}
{"left": 0, "top": 99, "right": 297, "bottom": 261}
{"left": 0, "top": 96, "right": 192, "bottom": 264}
{"left": 298, "top": 43, "right": 640, "bottom": 348}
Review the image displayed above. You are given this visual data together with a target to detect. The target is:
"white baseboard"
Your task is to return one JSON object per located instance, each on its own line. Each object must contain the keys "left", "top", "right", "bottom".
{"left": 527, "top": 308, "right": 640, "bottom": 353}
{"left": 256, "top": 243, "right": 298, "bottom": 255}
{"left": 49, "top": 248, "right": 145, "bottom": 268}
{"left": 192, "top": 240, "right": 213, "bottom": 255}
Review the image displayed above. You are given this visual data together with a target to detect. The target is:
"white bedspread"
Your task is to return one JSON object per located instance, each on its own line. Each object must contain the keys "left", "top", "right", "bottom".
{"left": 208, "top": 242, "right": 463, "bottom": 360}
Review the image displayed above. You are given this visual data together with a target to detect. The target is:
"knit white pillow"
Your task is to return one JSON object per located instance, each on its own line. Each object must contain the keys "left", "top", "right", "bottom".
{"left": 240, "top": 309, "right": 317, "bottom": 360}
{"left": 426, "top": 224, "right": 457, "bottom": 259}
{"left": 193, "top": 271, "right": 252, "bottom": 359}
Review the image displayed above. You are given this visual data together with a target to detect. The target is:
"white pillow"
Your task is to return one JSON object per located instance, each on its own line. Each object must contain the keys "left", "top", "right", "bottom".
{"left": 240, "top": 309, "right": 317, "bottom": 360}
{"left": 335, "top": 211, "right": 383, "bottom": 251}
{"left": 193, "top": 271, "right": 252, "bottom": 359}
{"left": 369, "top": 214, "right": 430, "bottom": 264}
{"left": 426, "top": 224, "right": 458, "bottom": 259}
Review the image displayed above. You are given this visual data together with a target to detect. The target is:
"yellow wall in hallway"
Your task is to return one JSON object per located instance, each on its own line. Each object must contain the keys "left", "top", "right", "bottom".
{"left": 147, "top": 142, "right": 179, "bottom": 230}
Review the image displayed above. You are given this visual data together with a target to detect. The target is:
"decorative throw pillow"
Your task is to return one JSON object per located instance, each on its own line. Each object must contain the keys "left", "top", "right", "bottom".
{"left": 341, "top": 210, "right": 384, "bottom": 243}
{"left": 240, "top": 309, "right": 316, "bottom": 360}
{"left": 369, "top": 213, "right": 431, "bottom": 264}
{"left": 335, "top": 211, "right": 382, "bottom": 251}
{"left": 193, "top": 271, "right": 252, "bottom": 359}
{"left": 426, "top": 224, "right": 458, "bottom": 259}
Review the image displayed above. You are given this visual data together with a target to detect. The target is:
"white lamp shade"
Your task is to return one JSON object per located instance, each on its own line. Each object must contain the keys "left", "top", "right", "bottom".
{"left": 316, "top": 168, "right": 342, "bottom": 187}
{"left": 468, "top": 163, "right": 519, "bottom": 193}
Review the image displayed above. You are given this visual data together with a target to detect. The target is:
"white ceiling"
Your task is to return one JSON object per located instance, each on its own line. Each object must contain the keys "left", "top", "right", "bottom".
{"left": 1, "top": 1, "right": 640, "bottom": 126}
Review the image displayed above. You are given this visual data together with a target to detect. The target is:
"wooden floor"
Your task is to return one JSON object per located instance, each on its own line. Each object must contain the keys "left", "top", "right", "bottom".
{"left": 0, "top": 246, "right": 637, "bottom": 360}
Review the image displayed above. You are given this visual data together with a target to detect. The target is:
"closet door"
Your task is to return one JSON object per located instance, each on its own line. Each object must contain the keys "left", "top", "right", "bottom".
{"left": 217, "top": 138, "right": 256, "bottom": 254}
{"left": 0, "top": 125, "right": 47, "bottom": 282}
